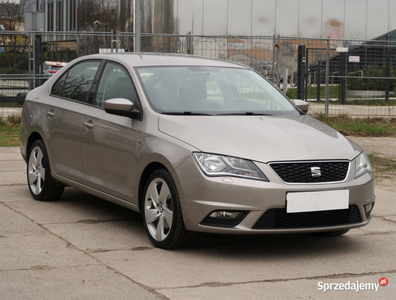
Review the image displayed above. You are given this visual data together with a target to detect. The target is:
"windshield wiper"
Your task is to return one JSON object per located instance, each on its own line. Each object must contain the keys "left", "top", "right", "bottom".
{"left": 215, "top": 112, "right": 273, "bottom": 116}
{"left": 161, "top": 111, "right": 273, "bottom": 116}
{"left": 161, "top": 111, "right": 214, "bottom": 116}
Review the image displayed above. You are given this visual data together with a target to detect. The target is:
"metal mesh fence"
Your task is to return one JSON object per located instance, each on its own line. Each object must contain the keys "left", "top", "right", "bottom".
{"left": 139, "top": 33, "right": 275, "bottom": 74}
{"left": 1, "top": 31, "right": 396, "bottom": 118}
{"left": 0, "top": 32, "right": 30, "bottom": 76}
{"left": 0, "top": 31, "right": 117, "bottom": 119}
{"left": 277, "top": 36, "right": 396, "bottom": 117}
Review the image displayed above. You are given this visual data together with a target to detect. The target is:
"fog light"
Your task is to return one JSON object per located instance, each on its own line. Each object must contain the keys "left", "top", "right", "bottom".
{"left": 201, "top": 210, "right": 249, "bottom": 228}
{"left": 209, "top": 211, "right": 242, "bottom": 219}
{"left": 365, "top": 203, "right": 373, "bottom": 213}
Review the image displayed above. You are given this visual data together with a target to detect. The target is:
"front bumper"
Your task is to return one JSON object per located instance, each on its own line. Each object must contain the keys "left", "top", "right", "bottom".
{"left": 173, "top": 156, "right": 375, "bottom": 234}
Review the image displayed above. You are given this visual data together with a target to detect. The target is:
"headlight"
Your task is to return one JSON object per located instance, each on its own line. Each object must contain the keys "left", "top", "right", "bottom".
{"left": 354, "top": 152, "right": 373, "bottom": 179}
{"left": 193, "top": 153, "right": 269, "bottom": 181}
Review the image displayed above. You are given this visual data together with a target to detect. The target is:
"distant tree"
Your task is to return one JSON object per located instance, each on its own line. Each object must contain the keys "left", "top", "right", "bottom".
{"left": 0, "top": 0, "right": 31, "bottom": 71}
{"left": 0, "top": 0, "right": 29, "bottom": 31}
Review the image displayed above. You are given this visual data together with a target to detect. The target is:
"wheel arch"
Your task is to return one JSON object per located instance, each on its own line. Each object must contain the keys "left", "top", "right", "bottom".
{"left": 138, "top": 161, "right": 170, "bottom": 212}
{"left": 27, "top": 132, "right": 44, "bottom": 154}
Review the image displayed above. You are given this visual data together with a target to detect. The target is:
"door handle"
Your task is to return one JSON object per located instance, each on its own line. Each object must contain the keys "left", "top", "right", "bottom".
{"left": 83, "top": 120, "right": 94, "bottom": 129}
{"left": 47, "top": 110, "right": 55, "bottom": 117}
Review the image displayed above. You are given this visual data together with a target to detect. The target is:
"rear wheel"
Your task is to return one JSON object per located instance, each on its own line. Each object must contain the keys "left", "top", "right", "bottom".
{"left": 27, "top": 140, "right": 65, "bottom": 201}
{"left": 142, "top": 169, "right": 190, "bottom": 249}
{"left": 314, "top": 229, "right": 350, "bottom": 237}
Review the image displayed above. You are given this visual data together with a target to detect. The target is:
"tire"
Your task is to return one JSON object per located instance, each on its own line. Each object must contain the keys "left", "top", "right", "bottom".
{"left": 142, "top": 169, "right": 190, "bottom": 249}
{"left": 27, "top": 140, "right": 65, "bottom": 201}
{"left": 313, "top": 229, "right": 350, "bottom": 237}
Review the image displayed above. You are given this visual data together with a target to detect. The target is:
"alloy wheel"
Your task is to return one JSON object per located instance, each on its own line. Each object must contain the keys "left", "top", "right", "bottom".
{"left": 144, "top": 178, "right": 174, "bottom": 241}
{"left": 28, "top": 146, "right": 46, "bottom": 195}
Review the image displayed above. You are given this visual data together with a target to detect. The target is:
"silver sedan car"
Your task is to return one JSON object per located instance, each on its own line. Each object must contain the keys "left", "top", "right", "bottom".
{"left": 20, "top": 54, "right": 375, "bottom": 249}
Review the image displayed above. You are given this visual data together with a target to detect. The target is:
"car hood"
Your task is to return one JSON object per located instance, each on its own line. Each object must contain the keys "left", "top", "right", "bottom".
{"left": 158, "top": 115, "right": 362, "bottom": 162}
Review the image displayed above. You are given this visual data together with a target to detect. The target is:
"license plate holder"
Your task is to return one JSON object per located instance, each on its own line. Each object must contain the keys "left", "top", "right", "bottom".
{"left": 286, "top": 190, "right": 349, "bottom": 213}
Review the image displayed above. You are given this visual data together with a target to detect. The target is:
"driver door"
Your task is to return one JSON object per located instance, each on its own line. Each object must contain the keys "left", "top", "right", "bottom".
{"left": 80, "top": 61, "right": 141, "bottom": 201}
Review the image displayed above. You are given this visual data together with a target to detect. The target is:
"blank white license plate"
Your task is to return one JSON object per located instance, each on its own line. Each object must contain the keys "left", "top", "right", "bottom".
{"left": 286, "top": 190, "right": 349, "bottom": 213}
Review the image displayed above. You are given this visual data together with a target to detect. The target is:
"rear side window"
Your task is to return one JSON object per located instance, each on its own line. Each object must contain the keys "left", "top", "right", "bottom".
{"left": 60, "top": 61, "right": 100, "bottom": 102}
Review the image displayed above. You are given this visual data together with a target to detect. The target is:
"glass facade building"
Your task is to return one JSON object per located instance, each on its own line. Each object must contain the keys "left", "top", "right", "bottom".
{"left": 45, "top": 0, "right": 78, "bottom": 32}
{"left": 42, "top": 0, "right": 396, "bottom": 39}
{"left": 78, "top": 0, "right": 133, "bottom": 33}
{"left": 42, "top": 0, "right": 134, "bottom": 56}
{"left": 40, "top": 0, "right": 396, "bottom": 59}
{"left": 44, "top": 0, "right": 133, "bottom": 33}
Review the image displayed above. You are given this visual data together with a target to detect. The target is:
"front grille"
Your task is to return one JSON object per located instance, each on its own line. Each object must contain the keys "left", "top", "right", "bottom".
{"left": 252, "top": 205, "right": 362, "bottom": 229}
{"left": 269, "top": 161, "right": 349, "bottom": 183}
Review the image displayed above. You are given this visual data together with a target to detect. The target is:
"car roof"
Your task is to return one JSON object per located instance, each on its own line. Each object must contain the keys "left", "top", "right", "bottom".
{"left": 78, "top": 53, "right": 248, "bottom": 69}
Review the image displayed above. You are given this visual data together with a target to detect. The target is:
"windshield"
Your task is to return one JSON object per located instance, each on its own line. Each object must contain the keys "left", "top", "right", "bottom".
{"left": 135, "top": 66, "right": 299, "bottom": 116}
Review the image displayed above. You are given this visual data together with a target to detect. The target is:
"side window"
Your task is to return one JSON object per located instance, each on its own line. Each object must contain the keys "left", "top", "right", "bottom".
{"left": 95, "top": 63, "right": 138, "bottom": 108}
{"left": 61, "top": 61, "right": 100, "bottom": 102}
{"left": 51, "top": 72, "right": 67, "bottom": 96}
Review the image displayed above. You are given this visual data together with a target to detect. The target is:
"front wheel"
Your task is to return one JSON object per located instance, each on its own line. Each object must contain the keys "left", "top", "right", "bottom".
{"left": 27, "top": 140, "right": 65, "bottom": 201}
{"left": 142, "top": 169, "right": 190, "bottom": 249}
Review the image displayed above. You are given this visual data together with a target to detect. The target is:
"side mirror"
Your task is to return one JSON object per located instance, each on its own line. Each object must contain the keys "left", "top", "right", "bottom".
{"left": 292, "top": 99, "right": 309, "bottom": 113}
{"left": 104, "top": 98, "right": 136, "bottom": 118}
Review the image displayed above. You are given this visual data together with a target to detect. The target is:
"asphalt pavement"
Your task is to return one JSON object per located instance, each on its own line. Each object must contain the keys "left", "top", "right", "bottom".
{"left": 0, "top": 146, "right": 395, "bottom": 300}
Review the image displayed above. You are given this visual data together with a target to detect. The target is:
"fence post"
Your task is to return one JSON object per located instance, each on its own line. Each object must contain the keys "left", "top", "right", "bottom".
{"left": 32, "top": 32, "right": 36, "bottom": 89}
{"left": 305, "top": 47, "right": 309, "bottom": 101}
{"left": 111, "top": 30, "right": 114, "bottom": 53}
{"left": 317, "top": 60, "right": 321, "bottom": 101}
{"left": 186, "top": 31, "right": 192, "bottom": 54}
{"left": 297, "top": 45, "right": 306, "bottom": 99}
{"left": 272, "top": 34, "right": 276, "bottom": 84}
{"left": 135, "top": 0, "right": 141, "bottom": 52}
{"left": 325, "top": 38, "right": 330, "bottom": 116}
{"left": 28, "top": 33, "right": 32, "bottom": 90}
{"left": 339, "top": 52, "right": 347, "bottom": 104}
{"left": 283, "top": 68, "right": 288, "bottom": 94}
{"left": 276, "top": 34, "right": 281, "bottom": 89}
{"left": 116, "top": 30, "right": 119, "bottom": 52}
{"left": 385, "top": 35, "right": 390, "bottom": 103}
{"left": 34, "top": 33, "right": 43, "bottom": 87}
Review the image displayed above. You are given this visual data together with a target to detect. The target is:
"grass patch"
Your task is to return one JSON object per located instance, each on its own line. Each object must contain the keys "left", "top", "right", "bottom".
{"left": 0, "top": 102, "right": 22, "bottom": 107}
{"left": 0, "top": 117, "right": 21, "bottom": 146}
{"left": 314, "top": 114, "right": 396, "bottom": 137}
{"left": 367, "top": 154, "right": 396, "bottom": 174}
{"left": 329, "top": 99, "right": 396, "bottom": 106}
{"left": 286, "top": 86, "right": 339, "bottom": 99}
{"left": 287, "top": 86, "right": 396, "bottom": 105}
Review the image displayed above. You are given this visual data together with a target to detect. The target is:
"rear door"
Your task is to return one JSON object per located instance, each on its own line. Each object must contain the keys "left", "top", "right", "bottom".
{"left": 80, "top": 61, "right": 142, "bottom": 201}
{"left": 45, "top": 60, "right": 102, "bottom": 181}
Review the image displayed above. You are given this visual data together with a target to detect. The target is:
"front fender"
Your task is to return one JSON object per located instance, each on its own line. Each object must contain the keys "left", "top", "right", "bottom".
{"left": 133, "top": 130, "right": 196, "bottom": 207}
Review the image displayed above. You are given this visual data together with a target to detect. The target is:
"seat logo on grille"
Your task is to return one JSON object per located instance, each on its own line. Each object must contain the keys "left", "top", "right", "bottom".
{"left": 311, "top": 167, "right": 321, "bottom": 177}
